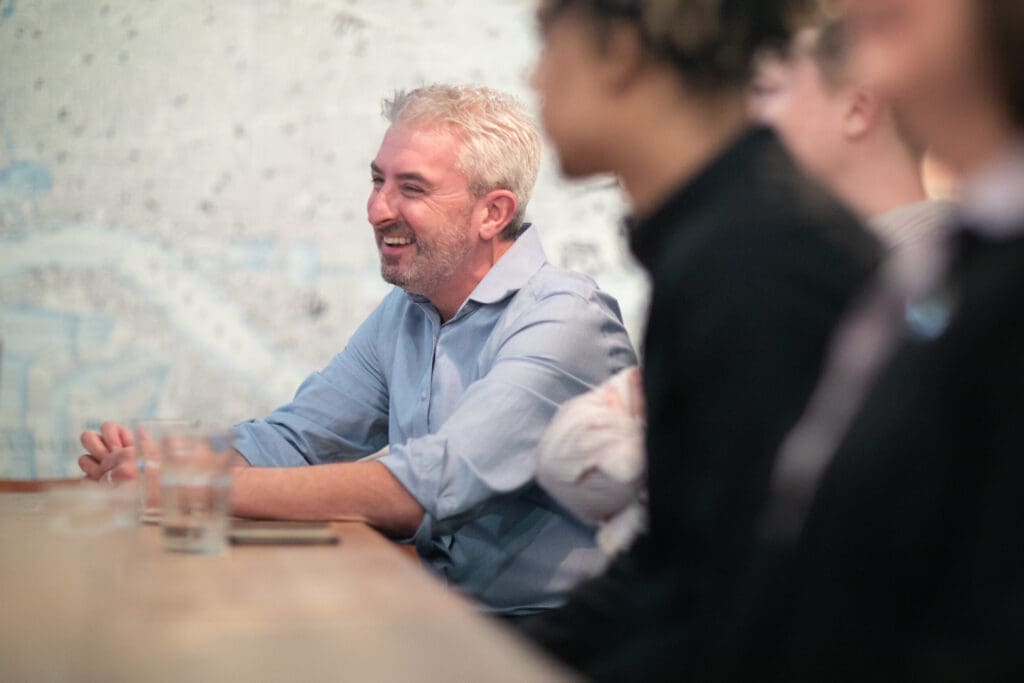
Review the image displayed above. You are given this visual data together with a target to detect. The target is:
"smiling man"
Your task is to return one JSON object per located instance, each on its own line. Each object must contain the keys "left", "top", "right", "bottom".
{"left": 79, "top": 84, "right": 637, "bottom": 615}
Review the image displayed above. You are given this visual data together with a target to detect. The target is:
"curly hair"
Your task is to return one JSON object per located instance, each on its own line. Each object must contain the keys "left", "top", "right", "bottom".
{"left": 539, "top": 0, "right": 811, "bottom": 90}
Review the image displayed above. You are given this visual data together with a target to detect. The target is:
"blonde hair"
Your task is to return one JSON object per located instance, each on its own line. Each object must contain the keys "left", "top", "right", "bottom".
{"left": 382, "top": 84, "right": 542, "bottom": 240}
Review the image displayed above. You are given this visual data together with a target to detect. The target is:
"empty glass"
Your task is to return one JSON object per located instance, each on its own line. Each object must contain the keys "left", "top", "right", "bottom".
{"left": 134, "top": 419, "right": 195, "bottom": 524}
{"left": 159, "top": 428, "right": 234, "bottom": 555}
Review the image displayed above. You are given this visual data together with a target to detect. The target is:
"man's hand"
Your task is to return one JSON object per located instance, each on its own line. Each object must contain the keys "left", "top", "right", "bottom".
{"left": 601, "top": 366, "right": 646, "bottom": 420}
{"left": 79, "top": 421, "right": 137, "bottom": 482}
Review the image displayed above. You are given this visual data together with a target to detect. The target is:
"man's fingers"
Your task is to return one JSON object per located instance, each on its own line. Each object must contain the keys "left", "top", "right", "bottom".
{"left": 119, "top": 423, "right": 135, "bottom": 448}
{"left": 627, "top": 367, "right": 646, "bottom": 419}
{"left": 625, "top": 366, "right": 643, "bottom": 396}
{"left": 78, "top": 454, "right": 104, "bottom": 480}
{"left": 97, "top": 447, "right": 138, "bottom": 481}
{"left": 101, "top": 421, "right": 127, "bottom": 450}
{"left": 603, "top": 385, "right": 625, "bottom": 412}
{"left": 81, "top": 430, "right": 111, "bottom": 458}
{"left": 79, "top": 439, "right": 139, "bottom": 482}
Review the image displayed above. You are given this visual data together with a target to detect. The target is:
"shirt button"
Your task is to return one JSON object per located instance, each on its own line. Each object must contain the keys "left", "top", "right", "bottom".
{"left": 420, "top": 392, "right": 427, "bottom": 401}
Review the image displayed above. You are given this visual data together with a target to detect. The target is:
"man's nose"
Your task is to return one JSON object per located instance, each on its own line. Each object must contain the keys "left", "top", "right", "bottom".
{"left": 367, "top": 187, "right": 398, "bottom": 228}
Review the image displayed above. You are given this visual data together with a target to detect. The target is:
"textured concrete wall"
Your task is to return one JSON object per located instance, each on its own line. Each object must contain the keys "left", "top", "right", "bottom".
{"left": 0, "top": 0, "right": 647, "bottom": 477}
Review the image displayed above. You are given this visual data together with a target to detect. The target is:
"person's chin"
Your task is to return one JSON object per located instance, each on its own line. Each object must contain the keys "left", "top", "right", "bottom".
{"left": 380, "top": 263, "right": 406, "bottom": 286}
{"left": 554, "top": 148, "right": 605, "bottom": 180}
{"left": 382, "top": 264, "right": 427, "bottom": 294}
{"left": 557, "top": 158, "right": 596, "bottom": 180}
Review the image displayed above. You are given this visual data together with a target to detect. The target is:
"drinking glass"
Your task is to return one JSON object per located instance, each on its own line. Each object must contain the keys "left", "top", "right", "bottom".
{"left": 134, "top": 419, "right": 195, "bottom": 524}
{"left": 159, "top": 428, "right": 234, "bottom": 555}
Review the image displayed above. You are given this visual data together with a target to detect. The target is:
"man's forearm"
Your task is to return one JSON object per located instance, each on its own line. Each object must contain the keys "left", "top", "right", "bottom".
{"left": 230, "top": 460, "right": 425, "bottom": 538}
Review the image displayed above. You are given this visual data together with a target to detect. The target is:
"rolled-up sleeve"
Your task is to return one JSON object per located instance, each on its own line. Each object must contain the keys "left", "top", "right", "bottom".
{"left": 380, "top": 288, "right": 637, "bottom": 536}
{"left": 234, "top": 301, "right": 391, "bottom": 467}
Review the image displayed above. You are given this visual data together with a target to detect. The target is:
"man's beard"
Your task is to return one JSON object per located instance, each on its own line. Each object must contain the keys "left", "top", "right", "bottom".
{"left": 379, "top": 220, "right": 472, "bottom": 296}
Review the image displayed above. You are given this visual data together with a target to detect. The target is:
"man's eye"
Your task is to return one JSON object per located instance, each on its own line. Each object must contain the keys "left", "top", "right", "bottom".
{"left": 371, "top": 176, "right": 383, "bottom": 186}
{"left": 402, "top": 185, "right": 424, "bottom": 194}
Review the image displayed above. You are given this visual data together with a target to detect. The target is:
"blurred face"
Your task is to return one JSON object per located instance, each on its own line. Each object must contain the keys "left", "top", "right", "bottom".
{"left": 367, "top": 124, "right": 475, "bottom": 297}
{"left": 531, "top": 6, "right": 614, "bottom": 178}
{"left": 843, "top": 0, "right": 989, "bottom": 163}
{"left": 752, "top": 30, "right": 851, "bottom": 182}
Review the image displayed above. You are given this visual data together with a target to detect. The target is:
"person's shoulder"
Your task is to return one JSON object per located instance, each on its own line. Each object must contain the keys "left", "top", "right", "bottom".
{"left": 521, "top": 261, "right": 607, "bottom": 304}
{"left": 774, "top": 151, "right": 876, "bottom": 248}
{"left": 650, "top": 151, "right": 881, "bottom": 307}
{"left": 725, "top": 146, "right": 882, "bottom": 282}
{"left": 498, "top": 261, "right": 625, "bottom": 332}
{"left": 658, "top": 131, "right": 879, "bottom": 275}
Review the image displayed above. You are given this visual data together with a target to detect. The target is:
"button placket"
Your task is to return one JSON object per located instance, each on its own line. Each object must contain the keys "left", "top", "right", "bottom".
{"left": 422, "top": 321, "right": 440, "bottom": 430}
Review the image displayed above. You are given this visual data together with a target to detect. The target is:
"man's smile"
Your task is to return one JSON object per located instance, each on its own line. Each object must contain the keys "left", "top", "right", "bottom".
{"left": 377, "top": 230, "right": 418, "bottom": 258}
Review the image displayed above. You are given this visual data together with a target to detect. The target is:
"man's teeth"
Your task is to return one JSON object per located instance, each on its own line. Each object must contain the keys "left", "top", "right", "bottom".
{"left": 383, "top": 236, "right": 413, "bottom": 246}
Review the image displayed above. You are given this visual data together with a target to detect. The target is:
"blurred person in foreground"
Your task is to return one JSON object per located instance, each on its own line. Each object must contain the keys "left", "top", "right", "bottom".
{"left": 532, "top": 9, "right": 962, "bottom": 561}
{"left": 521, "top": 0, "right": 880, "bottom": 679}
{"left": 78, "top": 84, "right": 638, "bottom": 616}
{"left": 751, "top": 13, "right": 955, "bottom": 248}
{"left": 748, "top": 0, "right": 1024, "bottom": 678}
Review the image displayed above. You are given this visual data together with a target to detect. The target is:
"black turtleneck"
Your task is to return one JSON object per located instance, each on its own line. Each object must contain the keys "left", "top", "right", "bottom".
{"left": 523, "top": 126, "right": 880, "bottom": 682}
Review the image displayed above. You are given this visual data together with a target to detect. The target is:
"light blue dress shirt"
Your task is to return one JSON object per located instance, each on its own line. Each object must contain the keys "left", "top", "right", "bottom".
{"left": 233, "top": 226, "right": 637, "bottom": 614}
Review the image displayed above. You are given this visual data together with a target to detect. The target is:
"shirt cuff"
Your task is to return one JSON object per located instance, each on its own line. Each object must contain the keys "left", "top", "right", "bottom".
{"left": 378, "top": 446, "right": 442, "bottom": 517}
{"left": 232, "top": 421, "right": 310, "bottom": 468}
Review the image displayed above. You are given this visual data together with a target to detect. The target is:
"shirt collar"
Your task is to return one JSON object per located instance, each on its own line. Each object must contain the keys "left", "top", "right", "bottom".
{"left": 960, "top": 140, "right": 1024, "bottom": 238}
{"left": 869, "top": 199, "right": 957, "bottom": 250}
{"left": 465, "top": 223, "right": 547, "bottom": 305}
{"left": 403, "top": 223, "right": 547, "bottom": 311}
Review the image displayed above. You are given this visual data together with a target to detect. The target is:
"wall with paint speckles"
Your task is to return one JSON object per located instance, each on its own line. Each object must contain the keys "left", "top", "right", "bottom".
{"left": 0, "top": 0, "right": 647, "bottom": 478}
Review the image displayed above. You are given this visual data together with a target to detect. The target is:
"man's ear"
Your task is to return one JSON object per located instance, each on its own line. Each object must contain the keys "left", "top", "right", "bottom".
{"left": 477, "top": 190, "right": 519, "bottom": 240}
{"left": 842, "top": 86, "right": 883, "bottom": 140}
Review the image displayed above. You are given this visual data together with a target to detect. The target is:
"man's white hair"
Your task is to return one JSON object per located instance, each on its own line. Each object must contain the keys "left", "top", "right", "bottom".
{"left": 382, "top": 84, "right": 542, "bottom": 240}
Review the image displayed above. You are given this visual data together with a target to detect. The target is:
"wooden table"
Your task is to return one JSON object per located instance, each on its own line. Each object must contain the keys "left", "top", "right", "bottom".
{"left": 0, "top": 491, "right": 578, "bottom": 682}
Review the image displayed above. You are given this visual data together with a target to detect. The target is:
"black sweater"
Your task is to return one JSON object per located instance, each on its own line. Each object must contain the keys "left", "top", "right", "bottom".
{"left": 523, "top": 127, "right": 880, "bottom": 682}
{"left": 763, "top": 228, "right": 1024, "bottom": 681}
